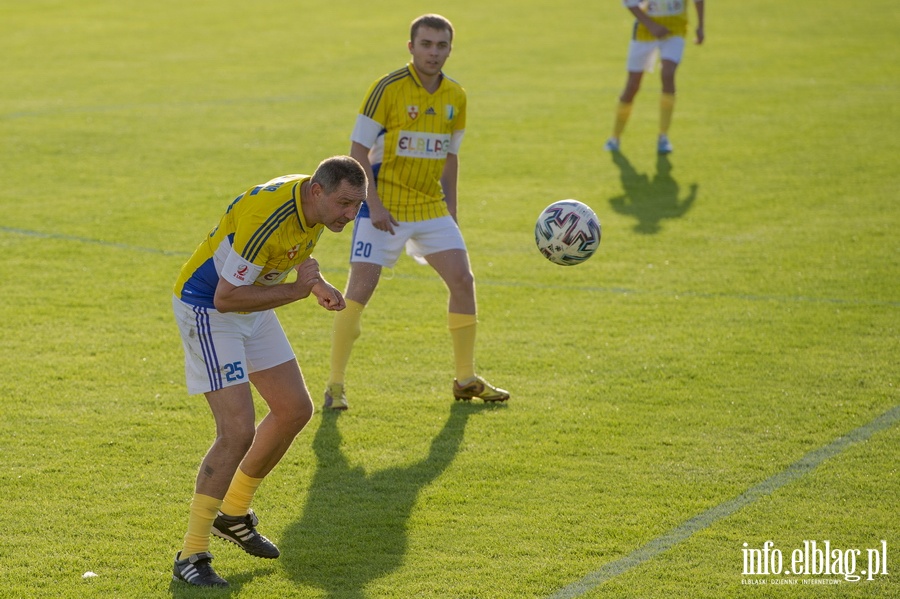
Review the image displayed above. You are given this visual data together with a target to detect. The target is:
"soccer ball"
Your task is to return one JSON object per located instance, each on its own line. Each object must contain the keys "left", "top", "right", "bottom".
{"left": 534, "top": 200, "right": 601, "bottom": 266}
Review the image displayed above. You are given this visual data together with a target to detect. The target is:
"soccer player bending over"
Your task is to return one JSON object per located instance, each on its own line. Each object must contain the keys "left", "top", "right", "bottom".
{"left": 170, "top": 156, "right": 367, "bottom": 587}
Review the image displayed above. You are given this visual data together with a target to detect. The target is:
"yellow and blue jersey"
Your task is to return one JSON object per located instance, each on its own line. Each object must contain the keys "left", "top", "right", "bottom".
{"left": 627, "top": 0, "right": 695, "bottom": 41}
{"left": 174, "top": 174, "right": 323, "bottom": 309}
{"left": 352, "top": 63, "right": 466, "bottom": 222}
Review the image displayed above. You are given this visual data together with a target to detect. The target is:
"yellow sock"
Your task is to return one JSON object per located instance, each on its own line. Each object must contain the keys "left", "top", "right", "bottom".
{"left": 660, "top": 93, "right": 676, "bottom": 135}
{"left": 448, "top": 312, "right": 477, "bottom": 382}
{"left": 613, "top": 101, "right": 633, "bottom": 138}
{"left": 329, "top": 300, "right": 365, "bottom": 385}
{"left": 220, "top": 467, "right": 263, "bottom": 517}
{"left": 181, "top": 493, "right": 222, "bottom": 559}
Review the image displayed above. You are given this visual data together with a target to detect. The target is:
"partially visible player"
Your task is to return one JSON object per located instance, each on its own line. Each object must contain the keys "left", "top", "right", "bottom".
{"left": 604, "top": 0, "right": 705, "bottom": 154}
{"left": 324, "top": 14, "right": 509, "bottom": 410}
{"left": 170, "top": 156, "right": 366, "bottom": 587}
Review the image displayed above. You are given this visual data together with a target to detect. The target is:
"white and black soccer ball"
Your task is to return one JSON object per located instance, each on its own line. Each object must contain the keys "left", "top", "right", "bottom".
{"left": 534, "top": 200, "right": 601, "bottom": 266}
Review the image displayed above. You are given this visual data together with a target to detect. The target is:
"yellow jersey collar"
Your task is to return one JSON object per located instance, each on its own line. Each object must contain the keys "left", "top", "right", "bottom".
{"left": 293, "top": 176, "right": 313, "bottom": 231}
{"left": 407, "top": 62, "right": 442, "bottom": 89}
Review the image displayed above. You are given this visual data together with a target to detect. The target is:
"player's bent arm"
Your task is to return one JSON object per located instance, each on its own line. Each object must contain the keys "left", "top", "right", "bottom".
{"left": 213, "top": 259, "right": 321, "bottom": 313}
{"left": 213, "top": 279, "right": 311, "bottom": 313}
{"left": 441, "top": 152, "right": 459, "bottom": 221}
{"left": 625, "top": 4, "right": 670, "bottom": 38}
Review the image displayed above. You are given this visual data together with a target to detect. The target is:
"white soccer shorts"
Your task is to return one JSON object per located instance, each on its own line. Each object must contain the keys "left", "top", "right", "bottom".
{"left": 172, "top": 295, "right": 295, "bottom": 395}
{"left": 349, "top": 215, "right": 467, "bottom": 268}
{"left": 626, "top": 36, "right": 686, "bottom": 72}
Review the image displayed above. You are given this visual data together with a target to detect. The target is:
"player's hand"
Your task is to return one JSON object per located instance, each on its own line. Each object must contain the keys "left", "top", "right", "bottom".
{"left": 312, "top": 280, "right": 346, "bottom": 311}
{"left": 293, "top": 258, "right": 321, "bottom": 299}
{"left": 695, "top": 26, "right": 705, "bottom": 45}
{"left": 649, "top": 22, "right": 671, "bottom": 39}
{"left": 368, "top": 203, "right": 399, "bottom": 235}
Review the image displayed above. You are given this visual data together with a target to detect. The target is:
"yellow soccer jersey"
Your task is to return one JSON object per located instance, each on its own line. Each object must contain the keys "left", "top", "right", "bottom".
{"left": 627, "top": 0, "right": 695, "bottom": 41}
{"left": 174, "top": 174, "right": 323, "bottom": 309}
{"left": 351, "top": 63, "right": 466, "bottom": 222}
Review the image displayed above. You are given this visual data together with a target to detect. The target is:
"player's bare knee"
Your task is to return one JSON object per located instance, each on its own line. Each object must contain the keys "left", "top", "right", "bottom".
{"left": 282, "top": 395, "right": 314, "bottom": 435}
{"left": 217, "top": 427, "right": 255, "bottom": 458}
{"left": 455, "top": 269, "right": 474, "bottom": 291}
{"left": 621, "top": 87, "right": 639, "bottom": 103}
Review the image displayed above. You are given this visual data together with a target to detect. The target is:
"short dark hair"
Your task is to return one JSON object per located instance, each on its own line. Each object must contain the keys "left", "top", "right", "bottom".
{"left": 310, "top": 155, "right": 367, "bottom": 194}
{"left": 410, "top": 14, "right": 454, "bottom": 44}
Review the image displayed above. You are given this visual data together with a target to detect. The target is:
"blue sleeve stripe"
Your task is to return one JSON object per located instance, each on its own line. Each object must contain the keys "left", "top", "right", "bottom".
{"left": 242, "top": 200, "right": 297, "bottom": 263}
{"left": 363, "top": 68, "right": 409, "bottom": 119}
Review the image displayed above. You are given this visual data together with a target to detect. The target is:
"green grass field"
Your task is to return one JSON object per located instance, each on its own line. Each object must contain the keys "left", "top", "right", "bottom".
{"left": 1, "top": 1, "right": 898, "bottom": 597}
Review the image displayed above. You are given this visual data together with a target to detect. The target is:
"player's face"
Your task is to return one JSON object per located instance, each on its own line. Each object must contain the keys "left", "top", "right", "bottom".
{"left": 408, "top": 26, "right": 452, "bottom": 78}
{"left": 319, "top": 181, "right": 366, "bottom": 232}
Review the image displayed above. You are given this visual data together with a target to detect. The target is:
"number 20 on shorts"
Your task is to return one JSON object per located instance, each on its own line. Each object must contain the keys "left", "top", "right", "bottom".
{"left": 353, "top": 242, "right": 372, "bottom": 259}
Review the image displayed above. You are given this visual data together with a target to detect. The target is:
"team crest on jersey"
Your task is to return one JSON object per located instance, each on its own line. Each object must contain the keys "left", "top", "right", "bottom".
{"left": 286, "top": 244, "right": 300, "bottom": 260}
{"left": 445, "top": 104, "right": 455, "bottom": 121}
{"left": 407, "top": 105, "right": 419, "bottom": 119}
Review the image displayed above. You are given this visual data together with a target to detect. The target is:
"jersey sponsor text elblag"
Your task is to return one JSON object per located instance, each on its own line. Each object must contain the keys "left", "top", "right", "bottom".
{"left": 352, "top": 64, "right": 466, "bottom": 222}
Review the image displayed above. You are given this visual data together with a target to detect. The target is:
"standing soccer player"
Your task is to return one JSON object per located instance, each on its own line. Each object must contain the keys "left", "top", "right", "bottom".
{"left": 324, "top": 14, "right": 509, "bottom": 410}
{"left": 170, "top": 156, "right": 366, "bottom": 587}
{"left": 604, "top": 0, "right": 705, "bottom": 154}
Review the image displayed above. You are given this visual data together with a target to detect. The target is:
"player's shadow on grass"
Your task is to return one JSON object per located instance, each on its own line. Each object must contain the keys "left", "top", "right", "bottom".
{"left": 282, "top": 401, "right": 495, "bottom": 598}
{"left": 609, "top": 152, "right": 698, "bottom": 234}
